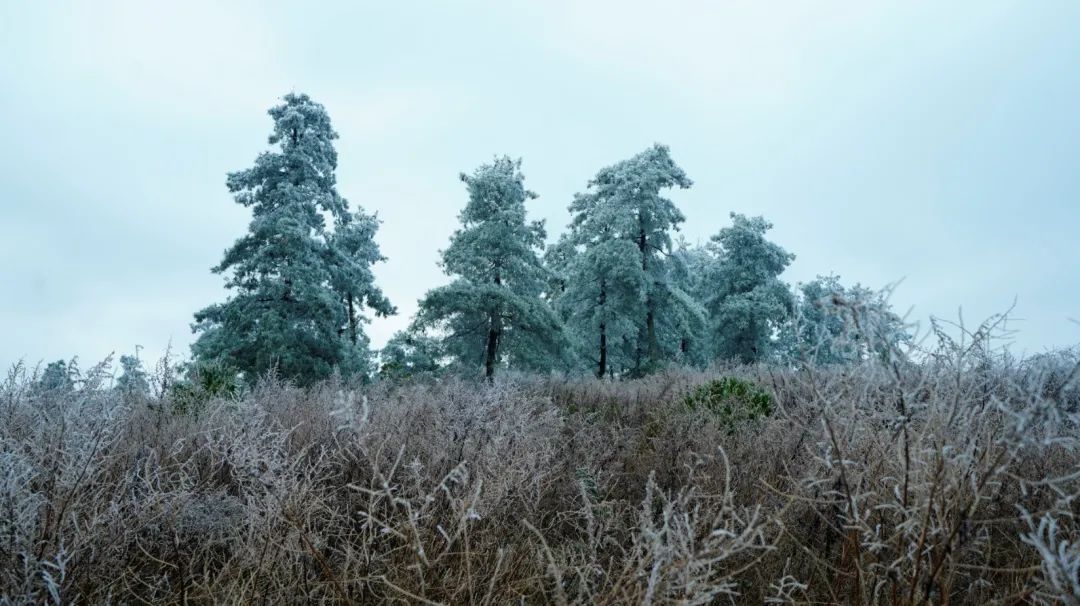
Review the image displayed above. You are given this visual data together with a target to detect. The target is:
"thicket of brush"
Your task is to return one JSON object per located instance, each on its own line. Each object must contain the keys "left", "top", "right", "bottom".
{"left": 2, "top": 323, "right": 1079, "bottom": 604}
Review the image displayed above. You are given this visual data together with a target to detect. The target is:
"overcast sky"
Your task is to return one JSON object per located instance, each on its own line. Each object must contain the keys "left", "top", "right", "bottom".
{"left": 1, "top": 0, "right": 1078, "bottom": 370}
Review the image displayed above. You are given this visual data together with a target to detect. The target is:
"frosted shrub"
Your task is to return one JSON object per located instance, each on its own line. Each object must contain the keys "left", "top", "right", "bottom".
{"left": 0, "top": 331, "right": 1077, "bottom": 603}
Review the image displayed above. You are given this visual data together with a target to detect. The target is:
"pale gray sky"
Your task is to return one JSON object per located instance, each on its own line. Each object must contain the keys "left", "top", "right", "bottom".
{"left": 1, "top": 0, "right": 1078, "bottom": 369}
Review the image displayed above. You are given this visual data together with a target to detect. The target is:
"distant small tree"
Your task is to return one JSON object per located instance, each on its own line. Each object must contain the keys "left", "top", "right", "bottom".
{"left": 116, "top": 353, "right": 150, "bottom": 399}
{"left": 191, "top": 93, "right": 393, "bottom": 385}
{"left": 326, "top": 210, "right": 397, "bottom": 374}
{"left": 379, "top": 330, "right": 444, "bottom": 380}
{"left": 414, "top": 157, "right": 566, "bottom": 379}
{"left": 541, "top": 233, "right": 578, "bottom": 301}
{"left": 781, "top": 275, "right": 908, "bottom": 365}
{"left": 666, "top": 240, "right": 712, "bottom": 367}
{"left": 38, "top": 359, "right": 75, "bottom": 393}
{"left": 703, "top": 214, "right": 795, "bottom": 364}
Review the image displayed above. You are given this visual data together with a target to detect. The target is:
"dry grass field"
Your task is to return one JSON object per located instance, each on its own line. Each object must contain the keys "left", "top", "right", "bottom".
{"left": 2, "top": 329, "right": 1078, "bottom": 604}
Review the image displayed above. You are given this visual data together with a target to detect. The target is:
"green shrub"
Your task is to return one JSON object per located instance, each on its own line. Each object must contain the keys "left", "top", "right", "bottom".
{"left": 683, "top": 377, "right": 774, "bottom": 431}
{"left": 167, "top": 360, "right": 241, "bottom": 416}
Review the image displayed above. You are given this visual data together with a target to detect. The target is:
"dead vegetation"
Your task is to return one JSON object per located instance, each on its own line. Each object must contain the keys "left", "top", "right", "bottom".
{"left": 1, "top": 325, "right": 1078, "bottom": 604}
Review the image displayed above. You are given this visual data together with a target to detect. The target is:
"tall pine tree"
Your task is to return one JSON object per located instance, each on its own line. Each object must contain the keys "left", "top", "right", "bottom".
{"left": 557, "top": 144, "right": 696, "bottom": 376}
{"left": 192, "top": 93, "right": 393, "bottom": 385}
{"left": 414, "top": 157, "right": 565, "bottom": 379}
{"left": 702, "top": 213, "right": 794, "bottom": 364}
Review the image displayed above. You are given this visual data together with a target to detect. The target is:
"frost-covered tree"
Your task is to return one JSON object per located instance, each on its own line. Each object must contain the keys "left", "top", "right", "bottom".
{"left": 551, "top": 226, "right": 645, "bottom": 377}
{"left": 38, "top": 359, "right": 75, "bottom": 393}
{"left": 414, "top": 157, "right": 565, "bottom": 379}
{"left": 667, "top": 240, "right": 713, "bottom": 367}
{"left": 326, "top": 210, "right": 396, "bottom": 373}
{"left": 192, "top": 93, "right": 393, "bottom": 385}
{"left": 703, "top": 213, "right": 794, "bottom": 364}
{"left": 378, "top": 330, "right": 444, "bottom": 380}
{"left": 116, "top": 354, "right": 149, "bottom": 399}
{"left": 542, "top": 233, "right": 578, "bottom": 300}
{"left": 557, "top": 144, "right": 696, "bottom": 376}
{"left": 781, "top": 275, "right": 908, "bottom": 365}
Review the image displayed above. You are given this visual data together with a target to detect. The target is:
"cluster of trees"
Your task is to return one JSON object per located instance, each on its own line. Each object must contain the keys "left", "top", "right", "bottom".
{"left": 30, "top": 354, "right": 150, "bottom": 401}
{"left": 191, "top": 93, "right": 906, "bottom": 385}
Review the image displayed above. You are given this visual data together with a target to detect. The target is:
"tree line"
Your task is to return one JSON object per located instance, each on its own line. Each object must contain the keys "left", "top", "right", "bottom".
{"left": 184, "top": 93, "right": 906, "bottom": 385}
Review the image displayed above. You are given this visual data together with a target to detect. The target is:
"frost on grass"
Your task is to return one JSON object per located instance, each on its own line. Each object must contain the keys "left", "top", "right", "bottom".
{"left": 0, "top": 321, "right": 1078, "bottom": 604}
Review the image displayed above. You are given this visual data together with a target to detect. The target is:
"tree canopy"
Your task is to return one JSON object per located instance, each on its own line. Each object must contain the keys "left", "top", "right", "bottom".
{"left": 700, "top": 213, "right": 795, "bottom": 364}
{"left": 191, "top": 93, "right": 393, "bottom": 385}
{"left": 781, "top": 275, "right": 909, "bottom": 365}
{"left": 413, "top": 157, "right": 566, "bottom": 379}
{"left": 553, "top": 144, "right": 700, "bottom": 377}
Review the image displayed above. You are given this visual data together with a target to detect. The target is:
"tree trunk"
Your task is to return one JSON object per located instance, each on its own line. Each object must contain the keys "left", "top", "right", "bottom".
{"left": 638, "top": 219, "right": 658, "bottom": 367}
{"left": 638, "top": 222, "right": 647, "bottom": 266}
{"left": 484, "top": 320, "right": 500, "bottom": 381}
{"left": 597, "top": 280, "right": 607, "bottom": 378}
{"left": 597, "top": 320, "right": 608, "bottom": 379}
{"left": 485, "top": 271, "right": 503, "bottom": 381}
{"left": 347, "top": 293, "right": 357, "bottom": 345}
{"left": 646, "top": 309, "right": 656, "bottom": 362}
